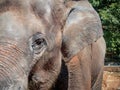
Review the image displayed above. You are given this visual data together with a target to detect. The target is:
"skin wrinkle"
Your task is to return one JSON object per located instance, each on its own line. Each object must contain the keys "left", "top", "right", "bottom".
{"left": 0, "top": 49, "right": 28, "bottom": 88}
{"left": 0, "top": 58, "right": 23, "bottom": 89}
{"left": 0, "top": 55, "right": 19, "bottom": 75}
{"left": 0, "top": 39, "right": 29, "bottom": 90}
{"left": 0, "top": 41, "right": 27, "bottom": 63}
{"left": 0, "top": 67, "right": 11, "bottom": 83}
{"left": 0, "top": 52, "right": 25, "bottom": 77}
{"left": 0, "top": 46, "right": 26, "bottom": 77}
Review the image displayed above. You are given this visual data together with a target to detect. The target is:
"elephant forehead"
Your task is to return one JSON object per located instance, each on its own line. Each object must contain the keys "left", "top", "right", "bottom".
{"left": 0, "top": 0, "right": 57, "bottom": 41}
{"left": 0, "top": 0, "right": 53, "bottom": 24}
{"left": 0, "top": 12, "right": 26, "bottom": 39}
{"left": 0, "top": 11, "right": 46, "bottom": 41}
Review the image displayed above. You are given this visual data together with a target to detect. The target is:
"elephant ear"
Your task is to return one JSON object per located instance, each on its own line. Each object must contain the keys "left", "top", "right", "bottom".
{"left": 62, "top": 6, "right": 103, "bottom": 61}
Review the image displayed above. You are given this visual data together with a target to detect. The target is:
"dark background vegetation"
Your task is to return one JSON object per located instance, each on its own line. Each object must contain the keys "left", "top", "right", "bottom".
{"left": 89, "top": 0, "right": 120, "bottom": 65}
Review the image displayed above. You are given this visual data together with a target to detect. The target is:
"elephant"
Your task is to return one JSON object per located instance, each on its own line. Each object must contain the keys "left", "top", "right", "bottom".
{"left": 29, "top": 0, "right": 106, "bottom": 90}
{"left": 0, "top": 0, "right": 63, "bottom": 90}
{"left": 0, "top": 0, "right": 106, "bottom": 90}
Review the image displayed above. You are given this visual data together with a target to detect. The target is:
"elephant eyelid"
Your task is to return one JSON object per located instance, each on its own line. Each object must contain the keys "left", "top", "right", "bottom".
{"left": 29, "top": 32, "right": 47, "bottom": 53}
{"left": 32, "top": 38, "right": 46, "bottom": 46}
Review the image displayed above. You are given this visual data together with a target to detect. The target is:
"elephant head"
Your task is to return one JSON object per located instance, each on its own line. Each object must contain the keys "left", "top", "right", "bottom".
{"left": 0, "top": 0, "right": 63, "bottom": 90}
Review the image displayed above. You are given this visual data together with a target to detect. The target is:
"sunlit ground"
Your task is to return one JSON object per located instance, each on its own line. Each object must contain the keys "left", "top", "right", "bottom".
{"left": 102, "top": 66, "right": 120, "bottom": 90}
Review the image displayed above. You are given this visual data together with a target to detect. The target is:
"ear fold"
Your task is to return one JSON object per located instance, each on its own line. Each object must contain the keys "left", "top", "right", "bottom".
{"left": 62, "top": 4, "right": 103, "bottom": 61}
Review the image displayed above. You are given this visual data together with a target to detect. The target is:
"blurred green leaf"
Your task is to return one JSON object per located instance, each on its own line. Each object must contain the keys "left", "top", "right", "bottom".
{"left": 89, "top": 0, "right": 120, "bottom": 60}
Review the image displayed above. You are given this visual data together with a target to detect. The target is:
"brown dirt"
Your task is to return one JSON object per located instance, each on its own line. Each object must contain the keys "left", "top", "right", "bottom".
{"left": 102, "top": 66, "right": 120, "bottom": 90}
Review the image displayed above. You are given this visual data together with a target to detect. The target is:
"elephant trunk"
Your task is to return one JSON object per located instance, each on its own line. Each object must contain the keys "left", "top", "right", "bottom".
{"left": 0, "top": 42, "right": 28, "bottom": 90}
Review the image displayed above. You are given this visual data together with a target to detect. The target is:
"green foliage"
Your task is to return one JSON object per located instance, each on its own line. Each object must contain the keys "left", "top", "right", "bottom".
{"left": 89, "top": 0, "right": 120, "bottom": 58}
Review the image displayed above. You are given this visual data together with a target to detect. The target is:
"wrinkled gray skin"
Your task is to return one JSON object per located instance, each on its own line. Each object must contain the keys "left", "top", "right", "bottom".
{"left": 0, "top": 0, "right": 106, "bottom": 90}
{"left": 0, "top": 0, "right": 62, "bottom": 90}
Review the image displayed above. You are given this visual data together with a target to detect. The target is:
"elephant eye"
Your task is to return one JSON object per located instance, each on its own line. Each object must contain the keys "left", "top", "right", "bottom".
{"left": 32, "top": 38, "right": 46, "bottom": 50}
{"left": 34, "top": 38, "right": 44, "bottom": 45}
{"left": 29, "top": 32, "right": 47, "bottom": 54}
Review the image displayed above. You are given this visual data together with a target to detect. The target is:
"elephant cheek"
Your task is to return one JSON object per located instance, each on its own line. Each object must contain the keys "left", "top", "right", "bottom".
{"left": 29, "top": 50, "right": 62, "bottom": 90}
{"left": 0, "top": 44, "right": 28, "bottom": 90}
